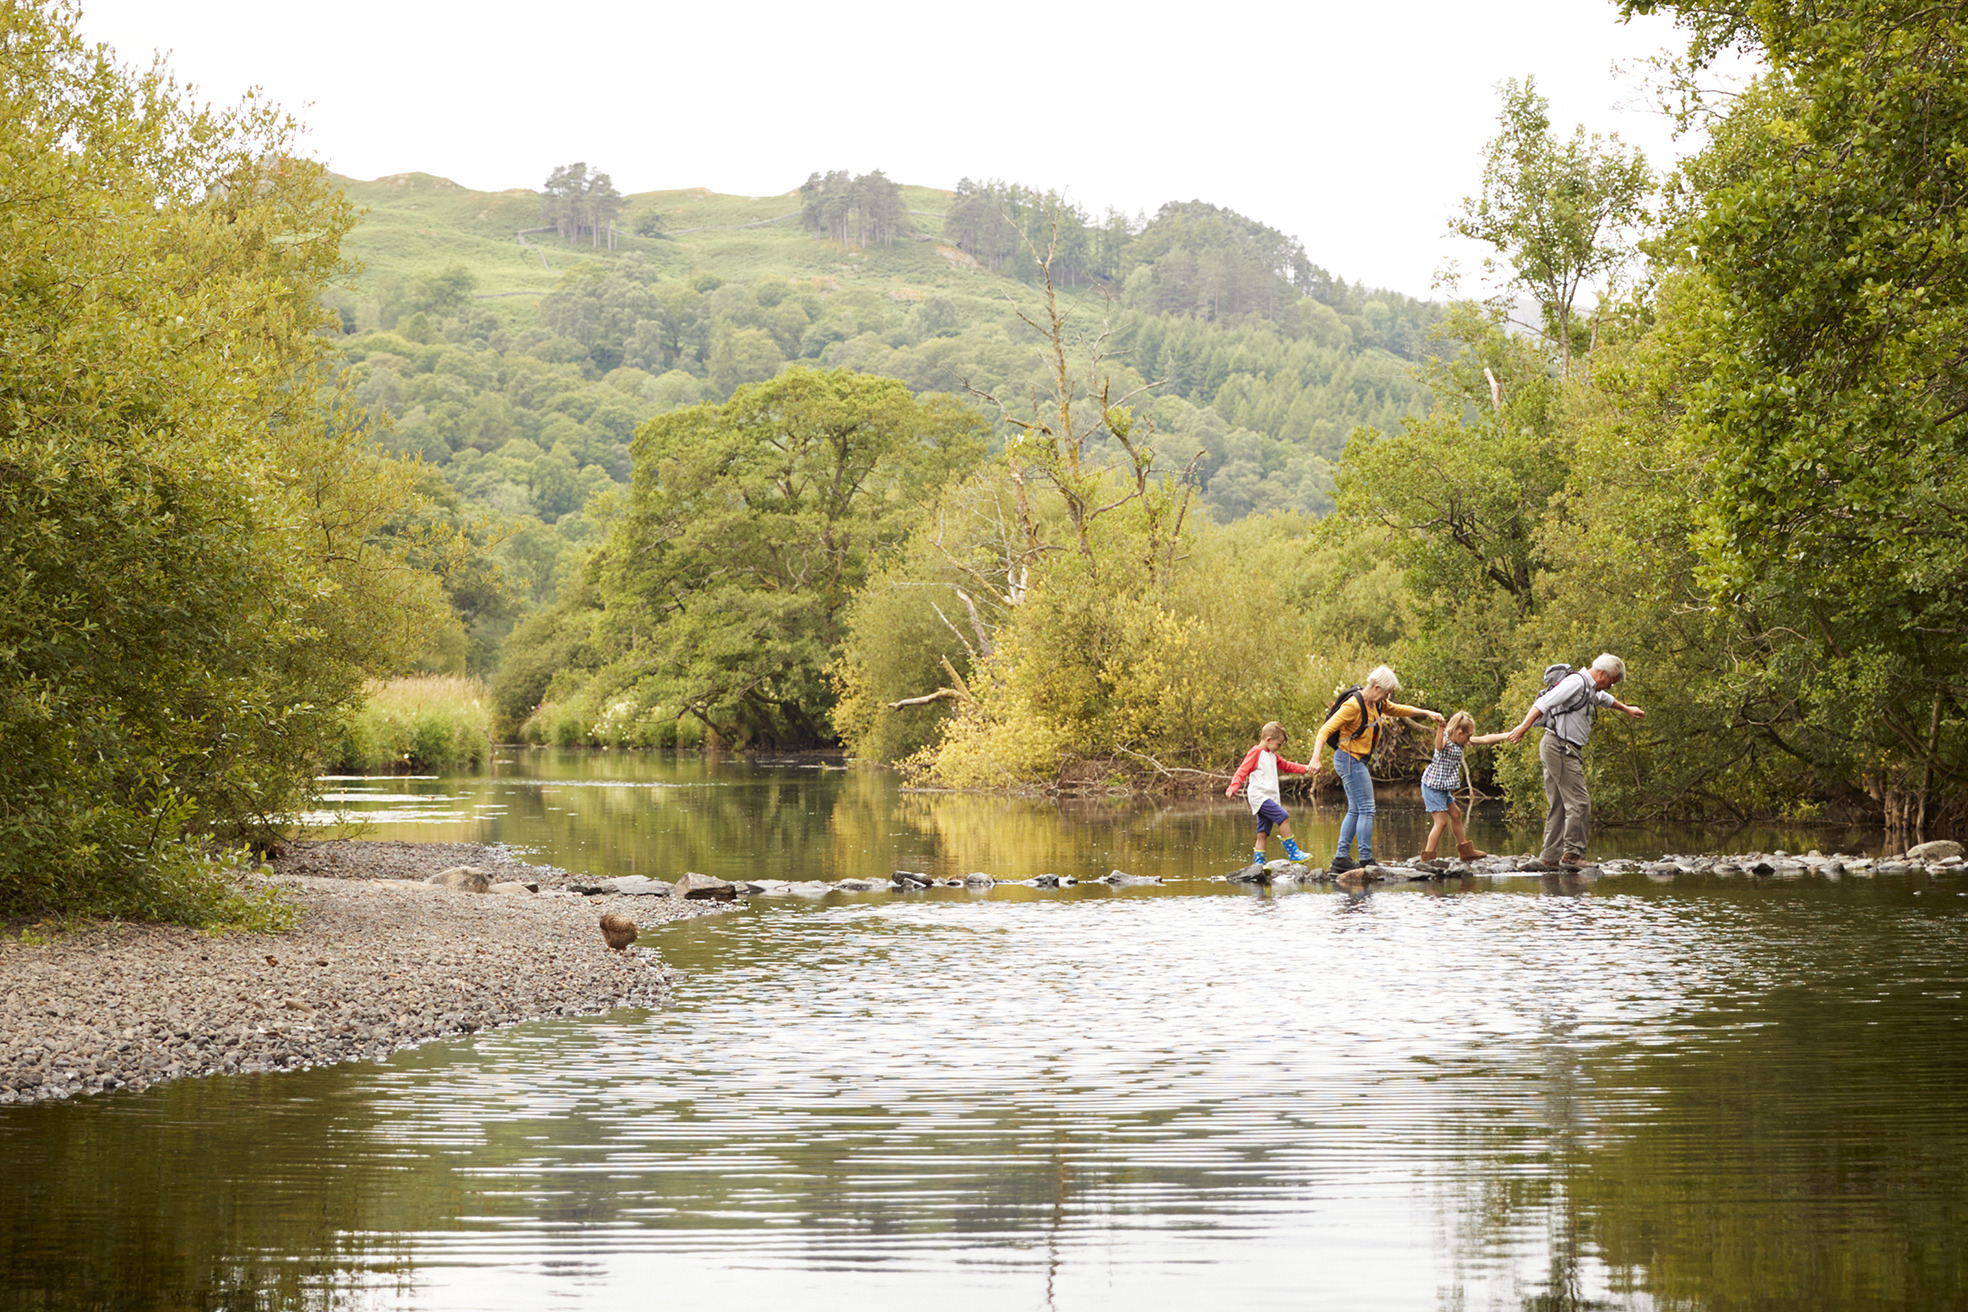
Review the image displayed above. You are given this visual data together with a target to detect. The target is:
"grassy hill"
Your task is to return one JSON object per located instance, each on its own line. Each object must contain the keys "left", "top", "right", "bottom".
{"left": 334, "top": 173, "right": 997, "bottom": 329}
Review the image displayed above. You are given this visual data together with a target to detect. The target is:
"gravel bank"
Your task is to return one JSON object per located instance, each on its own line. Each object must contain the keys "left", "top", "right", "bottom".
{"left": 0, "top": 841, "right": 734, "bottom": 1106}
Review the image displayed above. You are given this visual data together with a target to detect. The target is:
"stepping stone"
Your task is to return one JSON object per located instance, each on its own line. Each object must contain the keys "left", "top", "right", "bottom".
{"left": 1102, "top": 870, "right": 1162, "bottom": 886}
{"left": 597, "top": 876, "right": 673, "bottom": 897}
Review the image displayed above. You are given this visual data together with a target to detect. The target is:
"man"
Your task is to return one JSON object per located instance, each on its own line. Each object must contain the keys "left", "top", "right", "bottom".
{"left": 1504, "top": 653, "right": 1645, "bottom": 869}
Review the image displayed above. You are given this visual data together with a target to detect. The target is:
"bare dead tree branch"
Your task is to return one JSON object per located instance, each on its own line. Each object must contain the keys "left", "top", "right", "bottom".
{"left": 887, "top": 688, "right": 968, "bottom": 710}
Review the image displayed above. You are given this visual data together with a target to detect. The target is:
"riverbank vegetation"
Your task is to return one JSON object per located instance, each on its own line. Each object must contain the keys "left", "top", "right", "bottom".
{"left": 332, "top": 678, "right": 496, "bottom": 775}
{"left": 0, "top": 3, "right": 458, "bottom": 923}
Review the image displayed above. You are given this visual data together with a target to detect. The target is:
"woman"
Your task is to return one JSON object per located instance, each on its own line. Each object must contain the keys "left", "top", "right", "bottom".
{"left": 1309, "top": 665, "right": 1444, "bottom": 872}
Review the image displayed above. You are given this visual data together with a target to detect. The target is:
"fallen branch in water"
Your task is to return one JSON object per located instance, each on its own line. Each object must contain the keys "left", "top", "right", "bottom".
{"left": 1112, "top": 746, "right": 1230, "bottom": 781}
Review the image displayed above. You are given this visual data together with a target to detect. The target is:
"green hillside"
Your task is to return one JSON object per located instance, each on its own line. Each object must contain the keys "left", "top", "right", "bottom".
{"left": 324, "top": 169, "right": 1441, "bottom": 670}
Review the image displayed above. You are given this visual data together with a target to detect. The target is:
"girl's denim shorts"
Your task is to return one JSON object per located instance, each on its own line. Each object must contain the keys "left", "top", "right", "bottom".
{"left": 1420, "top": 783, "right": 1455, "bottom": 813}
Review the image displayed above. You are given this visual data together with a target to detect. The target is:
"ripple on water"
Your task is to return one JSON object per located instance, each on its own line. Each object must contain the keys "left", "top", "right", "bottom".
{"left": 5, "top": 875, "right": 1966, "bottom": 1311}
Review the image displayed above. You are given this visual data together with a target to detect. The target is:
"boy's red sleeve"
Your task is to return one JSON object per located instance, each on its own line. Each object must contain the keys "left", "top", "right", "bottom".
{"left": 1277, "top": 756, "right": 1310, "bottom": 775}
{"left": 1227, "top": 746, "right": 1262, "bottom": 792}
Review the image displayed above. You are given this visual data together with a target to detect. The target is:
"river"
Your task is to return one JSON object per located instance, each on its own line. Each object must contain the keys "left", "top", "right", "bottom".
{"left": 3, "top": 750, "right": 1963, "bottom": 1310}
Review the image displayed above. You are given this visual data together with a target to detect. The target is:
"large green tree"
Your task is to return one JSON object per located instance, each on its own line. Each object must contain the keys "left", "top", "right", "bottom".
{"left": 594, "top": 368, "right": 984, "bottom": 745}
{"left": 1333, "top": 305, "right": 1567, "bottom": 721}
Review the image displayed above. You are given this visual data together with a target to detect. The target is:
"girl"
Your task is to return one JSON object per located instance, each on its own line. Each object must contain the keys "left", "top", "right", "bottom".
{"left": 1419, "top": 712, "right": 1508, "bottom": 862}
{"left": 1309, "top": 665, "right": 1443, "bottom": 872}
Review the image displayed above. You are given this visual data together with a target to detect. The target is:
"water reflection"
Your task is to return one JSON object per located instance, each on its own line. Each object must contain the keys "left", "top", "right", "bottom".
{"left": 308, "top": 749, "right": 1887, "bottom": 885}
{"left": 2, "top": 760, "right": 1960, "bottom": 1311}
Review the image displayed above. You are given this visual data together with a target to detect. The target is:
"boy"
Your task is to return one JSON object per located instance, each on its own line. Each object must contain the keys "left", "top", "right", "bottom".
{"left": 1226, "top": 721, "right": 1312, "bottom": 867}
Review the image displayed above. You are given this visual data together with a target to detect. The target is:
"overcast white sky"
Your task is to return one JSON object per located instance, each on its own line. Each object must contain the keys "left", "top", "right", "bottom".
{"left": 76, "top": 0, "right": 1707, "bottom": 299}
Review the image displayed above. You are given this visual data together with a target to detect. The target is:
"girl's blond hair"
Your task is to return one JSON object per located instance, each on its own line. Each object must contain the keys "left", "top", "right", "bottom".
{"left": 1446, "top": 710, "right": 1475, "bottom": 736}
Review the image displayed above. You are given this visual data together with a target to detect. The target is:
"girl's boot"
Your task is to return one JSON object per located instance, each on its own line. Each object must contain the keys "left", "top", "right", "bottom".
{"left": 1457, "top": 840, "right": 1488, "bottom": 860}
{"left": 1417, "top": 836, "right": 1440, "bottom": 862}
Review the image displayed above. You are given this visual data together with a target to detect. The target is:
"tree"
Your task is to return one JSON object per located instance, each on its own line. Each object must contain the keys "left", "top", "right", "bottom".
{"left": 404, "top": 263, "right": 478, "bottom": 319}
{"left": 595, "top": 368, "right": 985, "bottom": 745}
{"left": 1624, "top": 0, "right": 1968, "bottom": 839}
{"left": 707, "top": 327, "right": 783, "bottom": 397}
{"left": 798, "top": 169, "right": 908, "bottom": 247}
{"left": 541, "top": 161, "right": 622, "bottom": 248}
{"left": 0, "top": 1, "right": 454, "bottom": 920}
{"left": 1333, "top": 305, "right": 1568, "bottom": 719}
{"left": 1122, "top": 201, "right": 1312, "bottom": 323}
{"left": 1453, "top": 77, "right": 1652, "bottom": 376}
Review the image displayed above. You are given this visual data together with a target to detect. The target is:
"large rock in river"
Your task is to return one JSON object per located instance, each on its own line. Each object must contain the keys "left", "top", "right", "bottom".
{"left": 426, "top": 866, "right": 490, "bottom": 893}
{"left": 1905, "top": 840, "right": 1964, "bottom": 861}
{"left": 674, "top": 872, "right": 738, "bottom": 901}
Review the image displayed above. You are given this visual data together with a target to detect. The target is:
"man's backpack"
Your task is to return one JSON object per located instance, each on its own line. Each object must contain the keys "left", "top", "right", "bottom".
{"left": 1323, "top": 685, "right": 1376, "bottom": 753}
{"left": 1541, "top": 662, "right": 1597, "bottom": 719}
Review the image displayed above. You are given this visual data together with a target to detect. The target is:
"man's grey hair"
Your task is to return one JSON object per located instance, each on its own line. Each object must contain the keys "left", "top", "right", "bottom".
{"left": 1591, "top": 653, "right": 1627, "bottom": 681}
{"left": 1366, "top": 664, "right": 1401, "bottom": 692}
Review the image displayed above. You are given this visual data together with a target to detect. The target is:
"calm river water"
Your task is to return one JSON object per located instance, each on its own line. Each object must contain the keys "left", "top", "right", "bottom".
{"left": 4, "top": 750, "right": 1964, "bottom": 1310}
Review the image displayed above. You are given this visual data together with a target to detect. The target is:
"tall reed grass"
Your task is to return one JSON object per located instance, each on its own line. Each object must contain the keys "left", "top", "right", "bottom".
{"left": 333, "top": 676, "right": 494, "bottom": 774}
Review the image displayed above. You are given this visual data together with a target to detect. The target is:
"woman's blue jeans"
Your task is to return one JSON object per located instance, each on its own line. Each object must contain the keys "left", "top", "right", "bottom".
{"left": 1333, "top": 749, "right": 1376, "bottom": 863}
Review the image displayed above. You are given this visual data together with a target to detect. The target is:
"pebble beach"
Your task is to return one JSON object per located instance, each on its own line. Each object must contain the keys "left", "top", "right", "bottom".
{"left": 0, "top": 841, "right": 730, "bottom": 1106}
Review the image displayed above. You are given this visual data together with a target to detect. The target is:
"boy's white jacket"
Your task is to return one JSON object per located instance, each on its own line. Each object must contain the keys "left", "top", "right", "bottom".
{"left": 1233, "top": 747, "right": 1308, "bottom": 813}
{"left": 1245, "top": 750, "right": 1283, "bottom": 813}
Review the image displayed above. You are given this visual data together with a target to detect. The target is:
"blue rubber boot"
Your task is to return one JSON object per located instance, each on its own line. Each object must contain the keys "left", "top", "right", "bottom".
{"left": 1282, "top": 838, "right": 1309, "bottom": 862}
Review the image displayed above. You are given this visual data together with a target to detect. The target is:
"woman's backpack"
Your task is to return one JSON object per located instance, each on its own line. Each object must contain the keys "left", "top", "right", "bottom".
{"left": 1323, "top": 685, "right": 1376, "bottom": 753}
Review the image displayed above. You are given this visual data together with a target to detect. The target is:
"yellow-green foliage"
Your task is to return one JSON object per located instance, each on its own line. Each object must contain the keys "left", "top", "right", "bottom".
{"left": 336, "top": 678, "right": 494, "bottom": 773}
{"left": 889, "top": 511, "right": 1402, "bottom": 787}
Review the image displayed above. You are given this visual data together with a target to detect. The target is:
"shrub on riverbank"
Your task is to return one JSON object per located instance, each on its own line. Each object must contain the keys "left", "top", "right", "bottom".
{"left": 335, "top": 678, "right": 495, "bottom": 773}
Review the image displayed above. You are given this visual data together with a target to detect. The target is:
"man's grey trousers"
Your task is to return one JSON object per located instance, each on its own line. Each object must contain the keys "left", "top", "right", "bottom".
{"left": 1539, "top": 732, "right": 1591, "bottom": 863}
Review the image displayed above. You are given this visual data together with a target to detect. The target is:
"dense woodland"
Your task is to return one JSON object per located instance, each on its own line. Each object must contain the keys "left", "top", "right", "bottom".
{"left": 2, "top": 0, "right": 1964, "bottom": 925}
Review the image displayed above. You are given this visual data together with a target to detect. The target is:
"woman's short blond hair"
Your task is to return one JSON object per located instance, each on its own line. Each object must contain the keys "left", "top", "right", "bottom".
{"left": 1365, "top": 664, "right": 1401, "bottom": 693}
{"left": 1446, "top": 710, "right": 1475, "bottom": 736}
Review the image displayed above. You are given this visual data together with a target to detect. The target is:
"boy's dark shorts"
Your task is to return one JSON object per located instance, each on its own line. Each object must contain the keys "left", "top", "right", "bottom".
{"left": 1254, "top": 798, "right": 1289, "bottom": 834}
